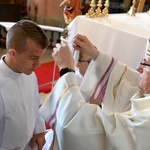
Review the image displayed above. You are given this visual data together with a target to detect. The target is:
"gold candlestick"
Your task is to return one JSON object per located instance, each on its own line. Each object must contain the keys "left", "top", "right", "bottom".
{"left": 95, "top": 0, "right": 102, "bottom": 18}
{"left": 86, "top": 0, "right": 96, "bottom": 18}
{"left": 102, "top": 0, "right": 110, "bottom": 17}
{"left": 148, "top": 9, "right": 150, "bottom": 15}
{"left": 127, "top": 0, "right": 137, "bottom": 16}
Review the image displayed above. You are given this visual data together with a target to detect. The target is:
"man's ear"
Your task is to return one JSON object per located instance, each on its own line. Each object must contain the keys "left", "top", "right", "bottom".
{"left": 8, "top": 49, "right": 16, "bottom": 57}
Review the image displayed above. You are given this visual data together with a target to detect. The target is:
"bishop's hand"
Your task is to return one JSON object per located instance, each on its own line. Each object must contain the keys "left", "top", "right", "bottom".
{"left": 73, "top": 34, "right": 100, "bottom": 60}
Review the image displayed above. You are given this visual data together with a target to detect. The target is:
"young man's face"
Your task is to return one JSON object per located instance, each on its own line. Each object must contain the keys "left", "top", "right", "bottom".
{"left": 11, "top": 39, "right": 46, "bottom": 75}
{"left": 136, "top": 55, "right": 150, "bottom": 94}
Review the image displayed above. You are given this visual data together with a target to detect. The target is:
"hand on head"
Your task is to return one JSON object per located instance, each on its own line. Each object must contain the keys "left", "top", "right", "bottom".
{"left": 73, "top": 34, "right": 100, "bottom": 60}
{"left": 52, "top": 43, "right": 75, "bottom": 70}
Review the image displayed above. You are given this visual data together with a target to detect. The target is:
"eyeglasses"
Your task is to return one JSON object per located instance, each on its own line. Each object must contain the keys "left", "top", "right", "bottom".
{"left": 78, "top": 59, "right": 91, "bottom": 64}
{"left": 140, "top": 59, "right": 150, "bottom": 67}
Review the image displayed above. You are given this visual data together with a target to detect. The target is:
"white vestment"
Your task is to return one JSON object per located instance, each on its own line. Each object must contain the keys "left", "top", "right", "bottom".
{"left": 40, "top": 53, "right": 150, "bottom": 150}
{"left": 75, "top": 69, "right": 90, "bottom": 102}
{"left": 0, "top": 56, "right": 46, "bottom": 150}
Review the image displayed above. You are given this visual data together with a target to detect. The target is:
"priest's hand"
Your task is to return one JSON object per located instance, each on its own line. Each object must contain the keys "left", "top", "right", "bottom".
{"left": 52, "top": 43, "right": 75, "bottom": 70}
{"left": 73, "top": 34, "right": 100, "bottom": 60}
{"left": 30, "top": 132, "right": 46, "bottom": 150}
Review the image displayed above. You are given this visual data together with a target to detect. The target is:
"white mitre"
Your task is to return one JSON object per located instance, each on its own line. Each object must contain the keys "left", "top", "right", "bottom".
{"left": 146, "top": 39, "right": 150, "bottom": 56}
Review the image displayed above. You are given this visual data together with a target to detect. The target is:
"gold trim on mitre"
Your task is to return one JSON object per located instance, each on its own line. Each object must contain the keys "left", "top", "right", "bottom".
{"left": 146, "top": 39, "right": 150, "bottom": 56}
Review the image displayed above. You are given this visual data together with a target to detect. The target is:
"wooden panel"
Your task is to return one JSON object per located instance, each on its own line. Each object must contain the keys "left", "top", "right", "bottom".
{"left": 137, "top": 0, "right": 146, "bottom": 12}
{"left": 0, "top": 4, "right": 21, "bottom": 21}
{"left": 0, "top": 0, "right": 12, "bottom": 4}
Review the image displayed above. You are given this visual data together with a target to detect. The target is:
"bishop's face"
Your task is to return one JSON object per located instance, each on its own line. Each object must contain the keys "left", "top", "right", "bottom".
{"left": 76, "top": 52, "right": 91, "bottom": 76}
{"left": 136, "top": 55, "right": 150, "bottom": 94}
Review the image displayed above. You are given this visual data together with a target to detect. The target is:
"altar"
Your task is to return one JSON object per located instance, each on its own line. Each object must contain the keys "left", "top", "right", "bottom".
{"left": 67, "top": 13, "right": 150, "bottom": 69}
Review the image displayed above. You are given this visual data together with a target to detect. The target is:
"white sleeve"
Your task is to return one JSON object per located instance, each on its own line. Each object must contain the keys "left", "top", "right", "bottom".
{"left": 0, "top": 93, "right": 5, "bottom": 144}
{"left": 80, "top": 52, "right": 117, "bottom": 100}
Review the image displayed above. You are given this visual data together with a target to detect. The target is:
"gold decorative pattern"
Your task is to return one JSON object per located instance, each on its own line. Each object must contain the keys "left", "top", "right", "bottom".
{"left": 113, "top": 66, "right": 127, "bottom": 99}
{"left": 59, "top": 83, "right": 78, "bottom": 100}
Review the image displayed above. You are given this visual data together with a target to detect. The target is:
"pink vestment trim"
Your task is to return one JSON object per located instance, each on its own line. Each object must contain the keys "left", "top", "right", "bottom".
{"left": 47, "top": 83, "right": 78, "bottom": 129}
{"left": 92, "top": 57, "right": 115, "bottom": 102}
{"left": 47, "top": 101, "right": 59, "bottom": 129}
